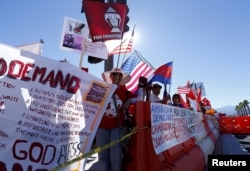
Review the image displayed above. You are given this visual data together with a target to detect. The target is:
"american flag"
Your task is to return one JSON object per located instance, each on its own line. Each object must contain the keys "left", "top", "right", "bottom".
{"left": 177, "top": 86, "right": 190, "bottom": 94}
{"left": 121, "top": 51, "right": 154, "bottom": 93}
{"left": 108, "top": 27, "right": 134, "bottom": 56}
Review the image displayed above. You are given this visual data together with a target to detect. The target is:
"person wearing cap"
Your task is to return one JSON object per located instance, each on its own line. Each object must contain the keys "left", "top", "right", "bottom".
{"left": 149, "top": 83, "right": 170, "bottom": 104}
{"left": 92, "top": 68, "right": 136, "bottom": 171}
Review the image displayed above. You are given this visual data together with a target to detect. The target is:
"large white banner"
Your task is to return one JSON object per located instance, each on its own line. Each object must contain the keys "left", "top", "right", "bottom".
{"left": 150, "top": 103, "right": 204, "bottom": 154}
{"left": 0, "top": 43, "right": 115, "bottom": 171}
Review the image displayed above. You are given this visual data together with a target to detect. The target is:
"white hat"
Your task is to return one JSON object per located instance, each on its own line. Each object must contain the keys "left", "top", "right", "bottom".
{"left": 152, "top": 83, "right": 162, "bottom": 89}
{"left": 102, "top": 67, "right": 131, "bottom": 85}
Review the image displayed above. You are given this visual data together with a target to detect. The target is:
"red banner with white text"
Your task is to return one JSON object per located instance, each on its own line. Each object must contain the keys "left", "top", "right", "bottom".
{"left": 84, "top": 1, "right": 127, "bottom": 42}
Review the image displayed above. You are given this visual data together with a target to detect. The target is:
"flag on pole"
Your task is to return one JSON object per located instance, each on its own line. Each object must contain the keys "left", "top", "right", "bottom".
{"left": 196, "top": 85, "right": 202, "bottom": 102}
{"left": 192, "top": 82, "right": 206, "bottom": 96}
{"left": 179, "top": 94, "right": 189, "bottom": 108}
{"left": 178, "top": 80, "right": 203, "bottom": 111}
{"left": 108, "top": 27, "right": 135, "bottom": 56}
{"left": 16, "top": 40, "right": 43, "bottom": 55}
{"left": 121, "top": 51, "right": 154, "bottom": 93}
{"left": 177, "top": 85, "right": 190, "bottom": 94}
{"left": 177, "top": 80, "right": 193, "bottom": 95}
{"left": 149, "top": 61, "right": 173, "bottom": 84}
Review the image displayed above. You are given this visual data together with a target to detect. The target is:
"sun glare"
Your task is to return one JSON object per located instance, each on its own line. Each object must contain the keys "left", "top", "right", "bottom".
{"left": 133, "top": 31, "right": 140, "bottom": 47}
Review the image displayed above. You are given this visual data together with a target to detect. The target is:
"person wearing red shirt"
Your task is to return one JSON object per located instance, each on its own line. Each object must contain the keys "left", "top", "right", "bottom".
{"left": 91, "top": 68, "right": 135, "bottom": 171}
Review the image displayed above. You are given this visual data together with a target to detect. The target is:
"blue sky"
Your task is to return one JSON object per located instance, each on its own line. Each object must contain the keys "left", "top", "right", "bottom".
{"left": 1, "top": 0, "right": 250, "bottom": 109}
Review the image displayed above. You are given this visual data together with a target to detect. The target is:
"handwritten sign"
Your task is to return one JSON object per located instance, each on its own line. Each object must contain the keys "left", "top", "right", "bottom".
{"left": 0, "top": 43, "right": 116, "bottom": 171}
{"left": 60, "top": 17, "right": 108, "bottom": 60}
{"left": 151, "top": 103, "right": 178, "bottom": 154}
{"left": 150, "top": 103, "right": 206, "bottom": 154}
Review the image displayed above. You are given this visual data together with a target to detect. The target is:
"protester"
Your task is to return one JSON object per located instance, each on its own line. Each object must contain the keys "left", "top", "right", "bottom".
{"left": 171, "top": 93, "right": 184, "bottom": 108}
{"left": 90, "top": 68, "right": 135, "bottom": 171}
{"left": 199, "top": 102, "right": 207, "bottom": 113}
{"left": 149, "top": 83, "right": 170, "bottom": 104}
{"left": 122, "top": 76, "right": 148, "bottom": 109}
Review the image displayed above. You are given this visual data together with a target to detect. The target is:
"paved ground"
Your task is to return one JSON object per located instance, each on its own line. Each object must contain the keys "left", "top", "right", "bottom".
{"left": 83, "top": 134, "right": 250, "bottom": 171}
{"left": 234, "top": 134, "right": 250, "bottom": 154}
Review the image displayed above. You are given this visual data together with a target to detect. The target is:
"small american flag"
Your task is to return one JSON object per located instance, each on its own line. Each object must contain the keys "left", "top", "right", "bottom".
{"left": 177, "top": 86, "right": 190, "bottom": 94}
{"left": 109, "top": 27, "right": 134, "bottom": 56}
{"left": 121, "top": 51, "right": 154, "bottom": 93}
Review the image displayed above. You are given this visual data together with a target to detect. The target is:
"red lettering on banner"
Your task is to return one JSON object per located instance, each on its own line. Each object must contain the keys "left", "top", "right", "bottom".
{"left": 0, "top": 58, "right": 7, "bottom": 76}
{"left": 8, "top": 60, "right": 24, "bottom": 78}
{"left": 175, "top": 125, "right": 188, "bottom": 132}
{"left": 151, "top": 122, "right": 173, "bottom": 134}
{"left": 152, "top": 131, "right": 176, "bottom": 149}
{"left": 0, "top": 58, "right": 81, "bottom": 94}
{"left": 21, "top": 62, "right": 35, "bottom": 81}
{"left": 174, "top": 117, "right": 187, "bottom": 125}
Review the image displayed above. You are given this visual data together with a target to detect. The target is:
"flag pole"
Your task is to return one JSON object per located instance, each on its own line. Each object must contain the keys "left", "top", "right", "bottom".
{"left": 168, "top": 60, "right": 174, "bottom": 97}
{"left": 115, "top": 39, "right": 124, "bottom": 69}
{"left": 163, "top": 83, "right": 169, "bottom": 103}
{"left": 114, "top": 26, "right": 128, "bottom": 69}
{"left": 168, "top": 85, "right": 172, "bottom": 104}
{"left": 134, "top": 50, "right": 155, "bottom": 70}
{"left": 120, "top": 24, "right": 136, "bottom": 66}
{"left": 39, "top": 39, "right": 44, "bottom": 56}
{"left": 79, "top": 38, "right": 87, "bottom": 68}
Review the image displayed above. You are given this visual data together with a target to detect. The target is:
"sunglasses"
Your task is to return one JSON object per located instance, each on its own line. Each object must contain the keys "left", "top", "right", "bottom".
{"left": 111, "top": 72, "right": 123, "bottom": 77}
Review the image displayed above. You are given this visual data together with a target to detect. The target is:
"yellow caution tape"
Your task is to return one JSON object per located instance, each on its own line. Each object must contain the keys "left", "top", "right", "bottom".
{"left": 50, "top": 126, "right": 148, "bottom": 171}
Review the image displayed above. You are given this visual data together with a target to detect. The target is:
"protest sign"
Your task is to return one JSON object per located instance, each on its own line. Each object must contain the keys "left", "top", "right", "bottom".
{"left": 60, "top": 17, "right": 108, "bottom": 61}
{"left": 0, "top": 43, "right": 115, "bottom": 170}
{"left": 150, "top": 103, "right": 205, "bottom": 154}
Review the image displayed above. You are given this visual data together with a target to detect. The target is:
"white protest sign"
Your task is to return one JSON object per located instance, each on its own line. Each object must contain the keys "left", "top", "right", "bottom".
{"left": 173, "top": 107, "right": 191, "bottom": 144}
{"left": 85, "top": 41, "right": 108, "bottom": 60}
{"left": 60, "top": 17, "right": 108, "bottom": 60}
{"left": 150, "top": 103, "right": 178, "bottom": 154}
{"left": 60, "top": 17, "right": 89, "bottom": 53}
{"left": 0, "top": 43, "right": 116, "bottom": 171}
{"left": 150, "top": 103, "right": 207, "bottom": 155}
{"left": 187, "top": 111, "right": 200, "bottom": 137}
